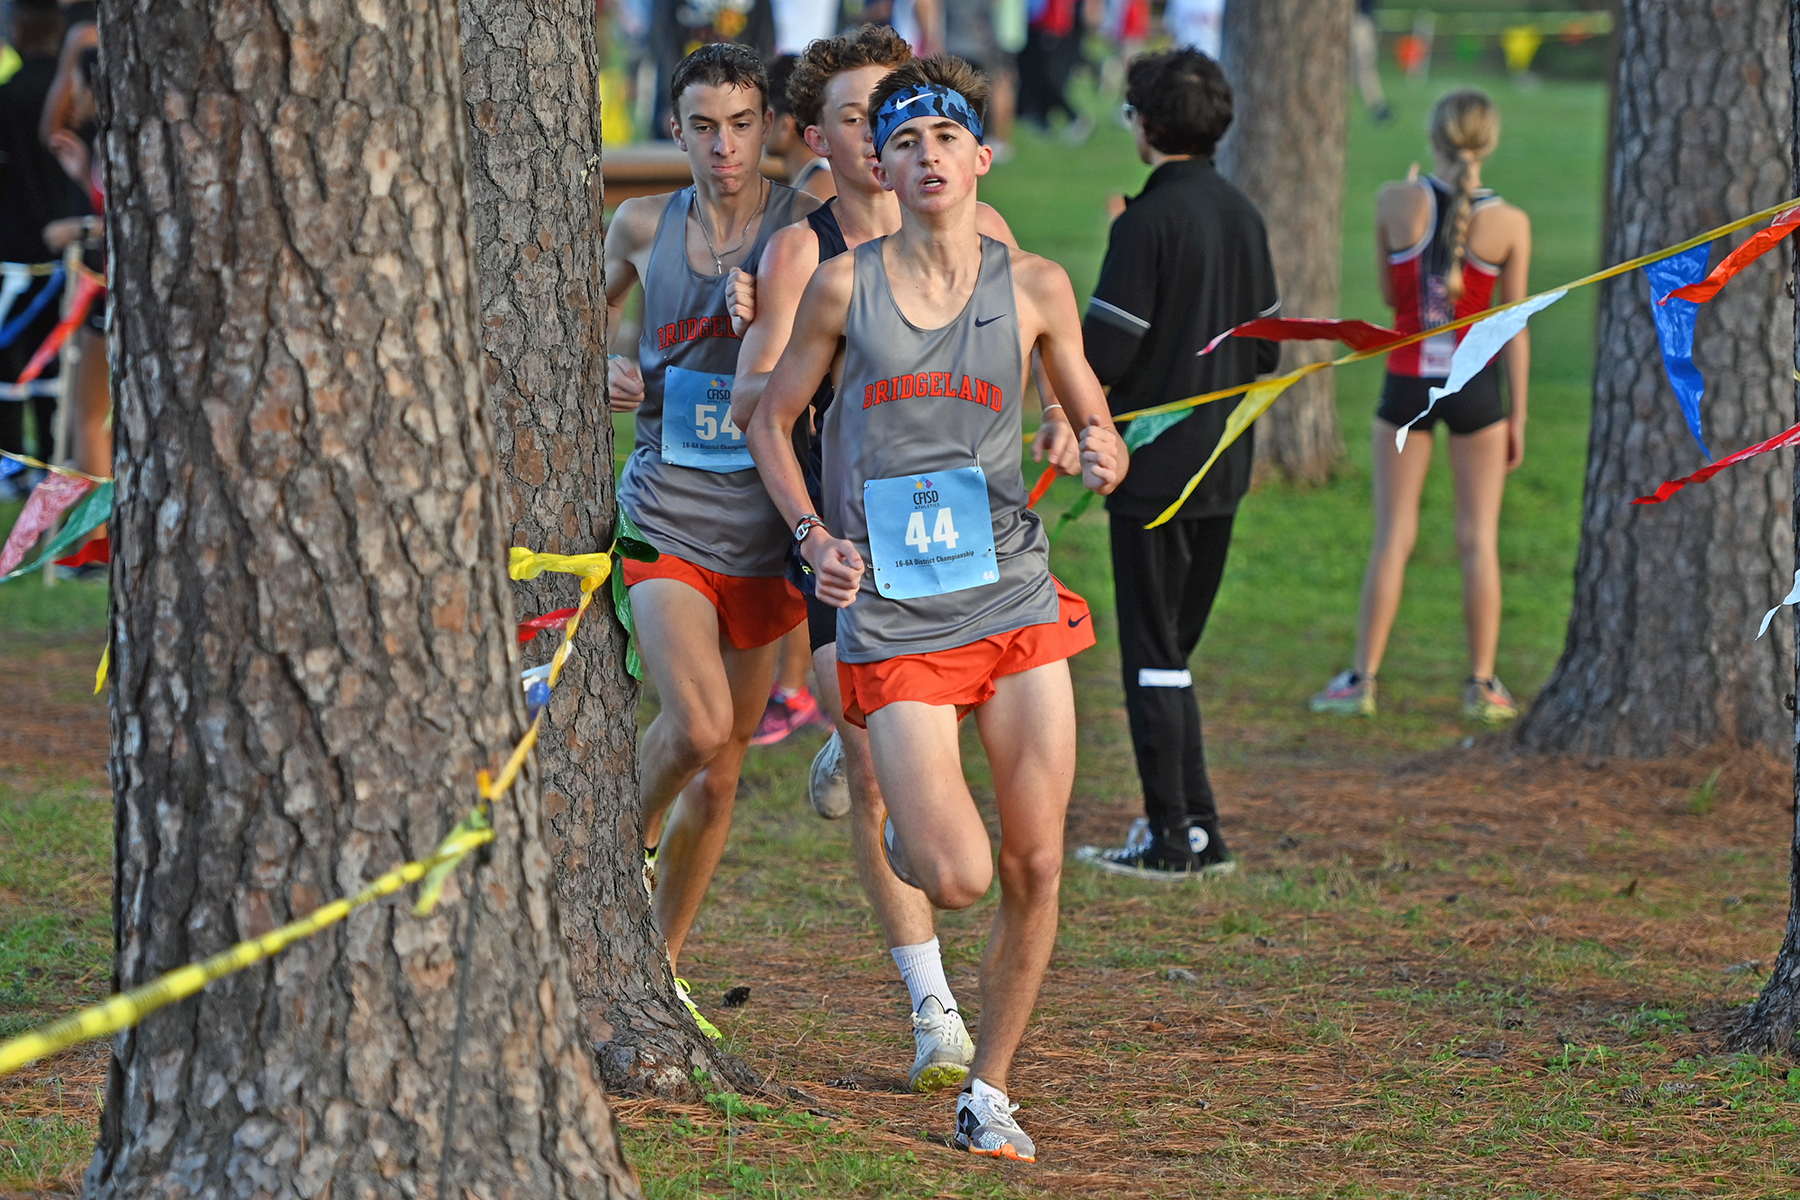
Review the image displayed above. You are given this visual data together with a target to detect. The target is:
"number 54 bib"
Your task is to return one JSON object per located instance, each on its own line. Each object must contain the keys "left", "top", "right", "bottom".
{"left": 662, "top": 366, "right": 753, "bottom": 472}
{"left": 864, "top": 465, "right": 999, "bottom": 600}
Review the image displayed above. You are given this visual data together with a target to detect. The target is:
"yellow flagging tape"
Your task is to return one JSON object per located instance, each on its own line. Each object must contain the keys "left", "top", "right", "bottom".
{"left": 0, "top": 544, "right": 618, "bottom": 1079}
{"left": 94, "top": 644, "right": 108, "bottom": 694}
{"left": 1107, "top": 194, "right": 1800, "bottom": 526}
{"left": 0, "top": 448, "right": 109, "bottom": 484}
{"left": 0, "top": 823, "right": 494, "bottom": 1077}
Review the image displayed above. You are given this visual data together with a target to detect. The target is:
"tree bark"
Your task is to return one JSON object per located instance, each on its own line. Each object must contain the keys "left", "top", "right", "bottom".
{"left": 88, "top": 0, "right": 638, "bottom": 1194}
{"left": 1731, "top": 0, "right": 1800, "bottom": 1060}
{"left": 458, "top": 0, "right": 752, "bottom": 1096}
{"left": 1515, "top": 0, "right": 1794, "bottom": 757}
{"left": 1217, "top": 0, "right": 1351, "bottom": 486}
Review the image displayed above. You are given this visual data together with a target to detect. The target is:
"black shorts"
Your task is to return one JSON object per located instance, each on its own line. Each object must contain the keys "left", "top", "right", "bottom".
{"left": 1376, "top": 362, "right": 1505, "bottom": 436}
{"left": 806, "top": 591, "right": 837, "bottom": 654}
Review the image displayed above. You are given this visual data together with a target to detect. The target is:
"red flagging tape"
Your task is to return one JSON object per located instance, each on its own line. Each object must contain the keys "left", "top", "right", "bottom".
{"left": 1200, "top": 317, "right": 1404, "bottom": 357}
{"left": 516, "top": 606, "right": 579, "bottom": 643}
{"left": 1632, "top": 419, "right": 1800, "bottom": 505}
{"left": 1662, "top": 208, "right": 1800, "bottom": 305}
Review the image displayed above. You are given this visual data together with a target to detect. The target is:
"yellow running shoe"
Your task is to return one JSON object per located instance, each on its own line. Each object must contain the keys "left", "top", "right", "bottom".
{"left": 1463, "top": 676, "right": 1518, "bottom": 723}
{"left": 674, "top": 977, "right": 722, "bottom": 1042}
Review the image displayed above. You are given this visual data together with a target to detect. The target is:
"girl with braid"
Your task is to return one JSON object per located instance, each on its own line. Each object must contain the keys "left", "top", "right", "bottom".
{"left": 1312, "top": 89, "right": 1533, "bottom": 723}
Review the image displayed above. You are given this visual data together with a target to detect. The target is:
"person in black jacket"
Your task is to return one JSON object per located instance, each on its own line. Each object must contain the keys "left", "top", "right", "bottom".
{"left": 1074, "top": 47, "right": 1278, "bottom": 879}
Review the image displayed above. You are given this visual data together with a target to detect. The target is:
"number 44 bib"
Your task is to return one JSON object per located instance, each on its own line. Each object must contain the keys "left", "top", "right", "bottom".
{"left": 662, "top": 366, "right": 753, "bottom": 472}
{"left": 864, "top": 465, "right": 999, "bottom": 600}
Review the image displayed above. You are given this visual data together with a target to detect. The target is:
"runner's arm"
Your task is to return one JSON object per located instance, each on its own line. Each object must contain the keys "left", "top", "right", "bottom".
{"left": 1496, "top": 205, "right": 1532, "bottom": 470}
{"left": 978, "top": 204, "right": 1077, "bottom": 473}
{"left": 746, "top": 257, "right": 863, "bottom": 606}
{"left": 730, "top": 222, "right": 818, "bottom": 429}
{"left": 603, "top": 197, "right": 658, "bottom": 412}
{"left": 1021, "top": 257, "right": 1127, "bottom": 494}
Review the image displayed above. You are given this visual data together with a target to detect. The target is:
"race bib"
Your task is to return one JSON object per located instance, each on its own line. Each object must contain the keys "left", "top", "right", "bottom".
{"left": 662, "top": 366, "right": 753, "bottom": 472}
{"left": 864, "top": 465, "right": 999, "bottom": 601}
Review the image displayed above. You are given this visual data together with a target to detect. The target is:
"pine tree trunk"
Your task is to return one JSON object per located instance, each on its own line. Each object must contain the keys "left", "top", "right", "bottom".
{"left": 458, "top": 0, "right": 753, "bottom": 1097}
{"left": 1217, "top": 0, "right": 1351, "bottom": 486}
{"left": 87, "top": 0, "right": 639, "bottom": 1193}
{"left": 1515, "top": 0, "right": 1794, "bottom": 757}
{"left": 1730, "top": 0, "right": 1800, "bottom": 1060}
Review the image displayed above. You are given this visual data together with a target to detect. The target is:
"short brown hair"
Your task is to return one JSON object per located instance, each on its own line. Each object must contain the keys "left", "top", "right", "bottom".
{"left": 670, "top": 42, "right": 769, "bottom": 120}
{"left": 786, "top": 23, "right": 913, "bottom": 131}
{"left": 866, "top": 53, "right": 990, "bottom": 128}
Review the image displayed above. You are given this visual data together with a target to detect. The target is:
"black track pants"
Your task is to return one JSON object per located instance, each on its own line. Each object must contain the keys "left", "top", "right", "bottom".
{"left": 1109, "top": 511, "right": 1236, "bottom": 841}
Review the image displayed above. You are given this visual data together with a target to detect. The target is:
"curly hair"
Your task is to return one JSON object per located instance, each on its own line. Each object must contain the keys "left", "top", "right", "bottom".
{"left": 1125, "top": 48, "right": 1232, "bottom": 158}
{"left": 786, "top": 23, "right": 913, "bottom": 131}
{"left": 866, "top": 53, "right": 991, "bottom": 130}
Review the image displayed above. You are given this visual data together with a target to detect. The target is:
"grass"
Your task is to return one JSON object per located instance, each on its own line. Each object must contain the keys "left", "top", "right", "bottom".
{"left": 9, "top": 63, "right": 1800, "bottom": 1200}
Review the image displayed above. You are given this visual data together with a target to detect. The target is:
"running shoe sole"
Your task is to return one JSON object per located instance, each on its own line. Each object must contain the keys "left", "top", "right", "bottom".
{"left": 911, "top": 1061, "right": 971, "bottom": 1094}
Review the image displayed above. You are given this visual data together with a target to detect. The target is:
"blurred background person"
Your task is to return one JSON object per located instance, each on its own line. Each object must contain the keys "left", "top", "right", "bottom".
{"left": 39, "top": 14, "right": 107, "bottom": 484}
{"left": 774, "top": 0, "right": 838, "bottom": 52}
{"left": 0, "top": 0, "right": 71, "bottom": 491}
{"left": 651, "top": 0, "right": 778, "bottom": 137}
{"left": 765, "top": 53, "right": 835, "bottom": 197}
{"left": 1310, "top": 91, "right": 1532, "bottom": 723}
{"left": 945, "top": 0, "right": 1016, "bottom": 161}
{"left": 1017, "top": 0, "right": 1092, "bottom": 142}
{"left": 1351, "top": 0, "right": 1392, "bottom": 124}
{"left": 1163, "top": 0, "right": 1223, "bottom": 57}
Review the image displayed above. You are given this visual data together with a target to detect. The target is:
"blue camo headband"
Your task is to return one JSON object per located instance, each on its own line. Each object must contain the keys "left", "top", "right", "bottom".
{"left": 872, "top": 83, "right": 985, "bottom": 155}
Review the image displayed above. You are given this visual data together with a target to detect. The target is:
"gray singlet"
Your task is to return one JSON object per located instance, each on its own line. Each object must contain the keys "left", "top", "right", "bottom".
{"left": 618, "top": 183, "right": 800, "bottom": 577}
{"left": 822, "top": 235, "right": 1057, "bottom": 664}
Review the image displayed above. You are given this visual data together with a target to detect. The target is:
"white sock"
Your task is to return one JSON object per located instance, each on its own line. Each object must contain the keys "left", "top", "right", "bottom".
{"left": 969, "top": 1076, "right": 1009, "bottom": 1105}
{"left": 890, "top": 937, "right": 956, "bottom": 1014}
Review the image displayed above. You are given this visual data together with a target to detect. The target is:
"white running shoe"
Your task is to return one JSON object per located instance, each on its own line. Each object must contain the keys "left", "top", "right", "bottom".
{"left": 954, "top": 1081, "right": 1036, "bottom": 1162}
{"left": 808, "top": 729, "right": 851, "bottom": 819}
{"left": 909, "top": 996, "right": 975, "bottom": 1093}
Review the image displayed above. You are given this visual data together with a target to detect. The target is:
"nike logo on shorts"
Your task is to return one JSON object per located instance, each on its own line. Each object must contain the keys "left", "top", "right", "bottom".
{"left": 1068, "top": 613, "right": 1089, "bottom": 628}
{"left": 974, "top": 314, "right": 1007, "bottom": 327}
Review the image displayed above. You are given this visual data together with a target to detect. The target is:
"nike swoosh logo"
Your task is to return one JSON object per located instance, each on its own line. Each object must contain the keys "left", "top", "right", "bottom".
{"left": 895, "top": 92, "right": 936, "bottom": 110}
{"left": 974, "top": 314, "right": 1007, "bottom": 327}
{"left": 1068, "top": 613, "right": 1090, "bottom": 628}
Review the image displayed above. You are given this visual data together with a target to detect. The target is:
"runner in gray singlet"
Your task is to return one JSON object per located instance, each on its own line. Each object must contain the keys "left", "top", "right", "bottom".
{"left": 746, "top": 54, "right": 1127, "bottom": 1163}
{"left": 823, "top": 234, "right": 1057, "bottom": 661}
{"left": 601, "top": 43, "right": 820, "bottom": 1042}
{"left": 618, "top": 182, "right": 799, "bottom": 576}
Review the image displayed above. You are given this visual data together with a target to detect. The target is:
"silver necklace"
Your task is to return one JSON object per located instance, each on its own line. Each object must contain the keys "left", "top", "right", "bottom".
{"left": 692, "top": 177, "right": 769, "bottom": 274}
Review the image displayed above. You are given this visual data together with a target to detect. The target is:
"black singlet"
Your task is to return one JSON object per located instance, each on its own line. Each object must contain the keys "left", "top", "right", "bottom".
{"left": 796, "top": 198, "right": 849, "bottom": 650}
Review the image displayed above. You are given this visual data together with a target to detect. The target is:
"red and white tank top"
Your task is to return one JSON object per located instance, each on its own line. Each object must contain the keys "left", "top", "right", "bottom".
{"left": 1386, "top": 176, "right": 1503, "bottom": 378}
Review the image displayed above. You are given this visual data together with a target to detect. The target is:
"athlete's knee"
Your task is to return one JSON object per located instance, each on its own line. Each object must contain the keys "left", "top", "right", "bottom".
{"left": 664, "top": 703, "right": 736, "bottom": 769}
{"left": 920, "top": 853, "right": 993, "bottom": 911}
{"left": 997, "top": 842, "right": 1063, "bottom": 901}
{"left": 1453, "top": 518, "right": 1497, "bottom": 563}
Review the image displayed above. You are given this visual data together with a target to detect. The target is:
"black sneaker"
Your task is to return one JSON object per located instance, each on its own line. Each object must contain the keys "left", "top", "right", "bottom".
{"left": 1075, "top": 823, "right": 1237, "bottom": 881}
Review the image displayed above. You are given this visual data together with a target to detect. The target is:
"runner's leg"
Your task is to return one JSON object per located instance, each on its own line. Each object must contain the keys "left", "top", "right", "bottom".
{"left": 1448, "top": 422, "right": 1509, "bottom": 680}
{"left": 866, "top": 700, "right": 994, "bottom": 912}
{"left": 813, "top": 643, "right": 935, "bottom": 948}
{"left": 966, "top": 659, "right": 1077, "bottom": 1094}
{"left": 633, "top": 578, "right": 781, "bottom": 966}
{"left": 1354, "top": 419, "right": 1434, "bottom": 678}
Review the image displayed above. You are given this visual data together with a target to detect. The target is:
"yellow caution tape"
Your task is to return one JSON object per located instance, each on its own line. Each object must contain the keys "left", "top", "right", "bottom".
{"left": 0, "top": 822, "right": 495, "bottom": 1077}
{"left": 0, "top": 542, "right": 621, "bottom": 1079}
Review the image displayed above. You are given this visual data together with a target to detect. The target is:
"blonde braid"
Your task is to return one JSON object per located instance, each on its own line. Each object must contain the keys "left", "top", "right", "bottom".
{"left": 1426, "top": 90, "right": 1500, "bottom": 302}
{"left": 1443, "top": 148, "right": 1479, "bottom": 300}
